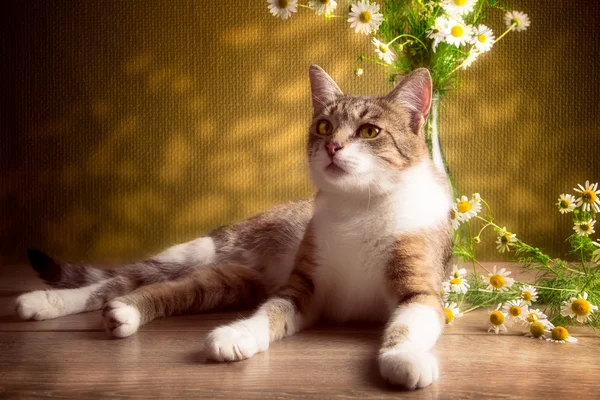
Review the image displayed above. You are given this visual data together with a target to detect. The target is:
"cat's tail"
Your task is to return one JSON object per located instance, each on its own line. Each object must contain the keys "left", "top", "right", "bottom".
{"left": 26, "top": 248, "right": 199, "bottom": 289}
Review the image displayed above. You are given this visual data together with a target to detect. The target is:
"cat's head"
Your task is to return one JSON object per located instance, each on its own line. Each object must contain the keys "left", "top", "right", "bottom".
{"left": 307, "top": 65, "right": 433, "bottom": 196}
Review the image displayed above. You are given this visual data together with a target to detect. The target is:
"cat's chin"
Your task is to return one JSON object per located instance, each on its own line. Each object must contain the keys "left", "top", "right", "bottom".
{"left": 324, "top": 162, "right": 347, "bottom": 176}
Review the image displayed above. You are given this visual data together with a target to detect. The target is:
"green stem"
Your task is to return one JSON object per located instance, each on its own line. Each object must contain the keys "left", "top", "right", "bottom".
{"left": 494, "top": 23, "right": 516, "bottom": 43}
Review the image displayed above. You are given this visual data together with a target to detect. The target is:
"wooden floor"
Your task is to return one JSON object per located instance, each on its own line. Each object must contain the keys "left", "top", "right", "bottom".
{"left": 0, "top": 263, "right": 599, "bottom": 399}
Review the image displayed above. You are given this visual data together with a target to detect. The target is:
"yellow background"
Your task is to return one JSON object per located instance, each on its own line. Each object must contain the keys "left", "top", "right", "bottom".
{"left": 3, "top": 1, "right": 599, "bottom": 263}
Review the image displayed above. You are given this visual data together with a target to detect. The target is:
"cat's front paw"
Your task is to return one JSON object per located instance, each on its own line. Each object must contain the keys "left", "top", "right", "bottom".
{"left": 378, "top": 348, "right": 439, "bottom": 389}
{"left": 102, "top": 301, "right": 141, "bottom": 338}
{"left": 204, "top": 324, "right": 263, "bottom": 362}
{"left": 15, "top": 290, "right": 64, "bottom": 320}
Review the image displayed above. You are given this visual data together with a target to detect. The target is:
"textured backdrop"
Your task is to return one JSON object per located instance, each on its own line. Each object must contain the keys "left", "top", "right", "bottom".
{"left": 3, "top": 0, "right": 599, "bottom": 263}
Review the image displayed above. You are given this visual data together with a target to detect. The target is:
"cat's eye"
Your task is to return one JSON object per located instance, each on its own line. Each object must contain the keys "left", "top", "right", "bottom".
{"left": 317, "top": 120, "right": 333, "bottom": 135}
{"left": 358, "top": 125, "right": 380, "bottom": 139}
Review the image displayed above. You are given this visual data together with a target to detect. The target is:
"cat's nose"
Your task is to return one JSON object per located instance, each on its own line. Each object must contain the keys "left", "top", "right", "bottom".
{"left": 326, "top": 142, "right": 344, "bottom": 157}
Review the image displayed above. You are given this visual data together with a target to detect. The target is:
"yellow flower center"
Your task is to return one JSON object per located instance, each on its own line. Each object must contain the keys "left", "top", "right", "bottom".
{"left": 526, "top": 312, "right": 539, "bottom": 323}
{"left": 582, "top": 190, "right": 597, "bottom": 203}
{"left": 559, "top": 200, "right": 570, "bottom": 209}
{"left": 319, "top": 0, "right": 330, "bottom": 4}
{"left": 451, "top": 25, "right": 465, "bottom": 38}
{"left": 359, "top": 11, "right": 372, "bottom": 23}
{"left": 580, "top": 223, "right": 591, "bottom": 232}
{"left": 379, "top": 44, "right": 388, "bottom": 53}
{"left": 454, "top": 0, "right": 468, "bottom": 5}
{"left": 489, "top": 274, "right": 505, "bottom": 289}
{"left": 500, "top": 234, "right": 510, "bottom": 245}
{"left": 571, "top": 298, "right": 591, "bottom": 316}
{"left": 450, "top": 277, "right": 462, "bottom": 285}
{"left": 457, "top": 200, "right": 471, "bottom": 213}
{"left": 490, "top": 311, "right": 504, "bottom": 326}
{"left": 278, "top": 0, "right": 289, "bottom": 8}
{"left": 509, "top": 305, "right": 521, "bottom": 317}
{"left": 522, "top": 291, "right": 532, "bottom": 302}
{"left": 444, "top": 308, "right": 454, "bottom": 324}
{"left": 511, "top": 18, "right": 522, "bottom": 27}
{"left": 450, "top": 209, "right": 457, "bottom": 220}
{"left": 551, "top": 326, "right": 569, "bottom": 341}
{"left": 477, "top": 34, "right": 487, "bottom": 43}
{"left": 529, "top": 322, "right": 546, "bottom": 338}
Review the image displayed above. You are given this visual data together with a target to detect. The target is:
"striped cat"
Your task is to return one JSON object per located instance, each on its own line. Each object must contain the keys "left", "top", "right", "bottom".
{"left": 15, "top": 65, "right": 452, "bottom": 389}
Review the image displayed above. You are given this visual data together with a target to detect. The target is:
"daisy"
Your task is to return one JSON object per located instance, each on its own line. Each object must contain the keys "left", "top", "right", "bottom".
{"left": 556, "top": 194, "right": 577, "bottom": 214}
{"left": 561, "top": 292, "right": 598, "bottom": 324}
{"left": 486, "top": 265, "right": 515, "bottom": 293}
{"left": 372, "top": 38, "right": 395, "bottom": 65}
{"left": 593, "top": 241, "right": 600, "bottom": 263}
{"left": 454, "top": 195, "right": 481, "bottom": 222}
{"left": 573, "top": 219, "right": 596, "bottom": 237}
{"left": 354, "top": 67, "right": 364, "bottom": 77}
{"left": 426, "top": 17, "right": 450, "bottom": 52}
{"left": 520, "top": 285, "right": 538, "bottom": 305}
{"left": 441, "top": 281, "right": 450, "bottom": 302}
{"left": 504, "top": 11, "right": 530, "bottom": 32}
{"left": 461, "top": 50, "right": 480, "bottom": 70}
{"left": 547, "top": 326, "right": 577, "bottom": 343}
{"left": 487, "top": 303, "right": 508, "bottom": 334}
{"left": 503, "top": 300, "right": 529, "bottom": 325}
{"left": 573, "top": 180, "right": 600, "bottom": 212}
{"left": 450, "top": 206, "right": 460, "bottom": 230}
{"left": 448, "top": 265, "right": 469, "bottom": 294}
{"left": 309, "top": 0, "right": 337, "bottom": 16}
{"left": 445, "top": 18, "right": 473, "bottom": 48}
{"left": 495, "top": 228, "right": 517, "bottom": 253}
{"left": 524, "top": 320, "right": 553, "bottom": 340}
{"left": 444, "top": 302, "right": 463, "bottom": 326}
{"left": 472, "top": 24, "right": 494, "bottom": 52}
{"left": 347, "top": 0, "right": 383, "bottom": 35}
{"left": 442, "top": 0, "right": 476, "bottom": 16}
{"left": 267, "top": 0, "right": 298, "bottom": 20}
{"left": 525, "top": 308, "right": 548, "bottom": 323}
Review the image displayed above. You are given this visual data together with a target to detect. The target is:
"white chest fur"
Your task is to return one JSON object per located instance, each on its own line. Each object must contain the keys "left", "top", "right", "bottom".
{"left": 312, "top": 162, "right": 451, "bottom": 323}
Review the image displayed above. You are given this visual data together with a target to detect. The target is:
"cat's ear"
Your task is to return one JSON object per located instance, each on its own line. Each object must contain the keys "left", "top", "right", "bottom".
{"left": 387, "top": 68, "right": 433, "bottom": 134}
{"left": 309, "top": 64, "right": 343, "bottom": 113}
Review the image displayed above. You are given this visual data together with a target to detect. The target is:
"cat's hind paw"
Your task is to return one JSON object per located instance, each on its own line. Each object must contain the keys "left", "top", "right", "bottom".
{"left": 15, "top": 290, "right": 64, "bottom": 320}
{"left": 204, "top": 324, "right": 262, "bottom": 362}
{"left": 102, "top": 301, "right": 141, "bottom": 338}
{"left": 378, "top": 348, "right": 439, "bottom": 390}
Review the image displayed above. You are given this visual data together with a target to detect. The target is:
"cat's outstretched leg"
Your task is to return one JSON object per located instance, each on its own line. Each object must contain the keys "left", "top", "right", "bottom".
{"left": 204, "top": 232, "right": 320, "bottom": 362}
{"left": 102, "top": 264, "right": 266, "bottom": 338}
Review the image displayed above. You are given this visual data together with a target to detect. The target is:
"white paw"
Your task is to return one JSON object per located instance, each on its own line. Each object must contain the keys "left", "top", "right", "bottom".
{"left": 15, "top": 290, "right": 64, "bottom": 320}
{"left": 378, "top": 349, "right": 440, "bottom": 389}
{"left": 204, "top": 324, "right": 263, "bottom": 362}
{"left": 102, "top": 301, "right": 141, "bottom": 338}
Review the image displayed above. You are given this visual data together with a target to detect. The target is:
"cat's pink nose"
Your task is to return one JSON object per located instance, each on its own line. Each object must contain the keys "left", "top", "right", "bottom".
{"left": 326, "top": 143, "right": 344, "bottom": 157}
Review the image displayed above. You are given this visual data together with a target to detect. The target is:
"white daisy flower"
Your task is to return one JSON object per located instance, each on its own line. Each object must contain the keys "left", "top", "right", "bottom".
{"left": 354, "top": 67, "right": 364, "bottom": 77}
{"left": 472, "top": 24, "right": 495, "bottom": 52}
{"left": 504, "top": 11, "right": 530, "bottom": 32}
{"left": 503, "top": 299, "right": 529, "bottom": 325}
{"left": 593, "top": 241, "right": 600, "bottom": 263}
{"left": 347, "top": 0, "right": 383, "bottom": 35}
{"left": 461, "top": 50, "right": 480, "bottom": 70}
{"left": 487, "top": 303, "right": 508, "bottom": 334}
{"left": 427, "top": 17, "right": 451, "bottom": 52}
{"left": 556, "top": 194, "right": 577, "bottom": 214}
{"left": 454, "top": 195, "right": 481, "bottom": 222}
{"left": 450, "top": 206, "right": 460, "bottom": 230}
{"left": 267, "top": 0, "right": 298, "bottom": 20}
{"left": 444, "top": 302, "right": 463, "bottom": 326}
{"left": 573, "top": 219, "right": 596, "bottom": 237}
{"left": 573, "top": 180, "right": 600, "bottom": 212}
{"left": 520, "top": 285, "right": 538, "bottom": 305}
{"left": 372, "top": 38, "right": 395, "bottom": 65}
{"left": 548, "top": 326, "right": 577, "bottom": 343}
{"left": 441, "top": 281, "right": 450, "bottom": 302}
{"left": 445, "top": 18, "right": 473, "bottom": 48}
{"left": 524, "top": 320, "right": 553, "bottom": 340}
{"left": 442, "top": 0, "right": 476, "bottom": 16}
{"left": 486, "top": 265, "right": 515, "bottom": 292}
{"left": 525, "top": 308, "right": 548, "bottom": 324}
{"left": 561, "top": 292, "right": 598, "bottom": 324}
{"left": 495, "top": 228, "right": 517, "bottom": 253}
{"left": 448, "top": 265, "right": 469, "bottom": 294}
{"left": 309, "top": 0, "right": 337, "bottom": 16}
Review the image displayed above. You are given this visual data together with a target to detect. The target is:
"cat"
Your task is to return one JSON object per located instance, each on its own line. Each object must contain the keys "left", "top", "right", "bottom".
{"left": 15, "top": 65, "right": 452, "bottom": 390}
